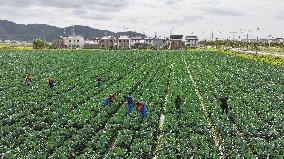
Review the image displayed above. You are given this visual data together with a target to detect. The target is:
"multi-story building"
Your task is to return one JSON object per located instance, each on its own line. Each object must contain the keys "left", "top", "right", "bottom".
{"left": 169, "top": 35, "right": 184, "bottom": 50}
{"left": 152, "top": 38, "right": 168, "bottom": 49}
{"left": 130, "top": 37, "right": 148, "bottom": 49}
{"left": 185, "top": 36, "right": 198, "bottom": 48}
{"left": 84, "top": 40, "right": 101, "bottom": 49}
{"left": 144, "top": 37, "right": 168, "bottom": 49}
{"left": 63, "top": 35, "right": 84, "bottom": 49}
{"left": 118, "top": 36, "right": 130, "bottom": 49}
{"left": 52, "top": 36, "right": 64, "bottom": 48}
{"left": 101, "top": 36, "right": 117, "bottom": 49}
{"left": 131, "top": 37, "right": 143, "bottom": 45}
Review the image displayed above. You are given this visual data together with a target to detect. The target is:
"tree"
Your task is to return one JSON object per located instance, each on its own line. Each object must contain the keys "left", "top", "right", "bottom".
{"left": 33, "top": 38, "right": 47, "bottom": 49}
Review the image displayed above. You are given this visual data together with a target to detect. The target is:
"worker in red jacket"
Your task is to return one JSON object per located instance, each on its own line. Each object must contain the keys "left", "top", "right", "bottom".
{"left": 25, "top": 74, "right": 32, "bottom": 86}
{"left": 136, "top": 99, "right": 148, "bottom": 118}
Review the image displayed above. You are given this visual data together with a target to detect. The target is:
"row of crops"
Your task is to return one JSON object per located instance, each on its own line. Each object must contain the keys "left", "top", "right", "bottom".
{"left": 1, "top": 50, "right": 283, "bottom": 158}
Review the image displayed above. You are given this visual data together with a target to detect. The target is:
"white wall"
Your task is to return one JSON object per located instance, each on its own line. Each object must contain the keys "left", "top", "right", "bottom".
{"left": 63, "top": 36, "right": 84, "bottom": 49}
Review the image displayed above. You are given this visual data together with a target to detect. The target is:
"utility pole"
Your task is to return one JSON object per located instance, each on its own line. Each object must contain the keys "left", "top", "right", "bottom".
{"left": 64, "top": 28, "right": 66, "bottom": 37}
{"left": 247, "top": 34, "right": 249, "bottom": 50}
{"left": 43, "top": 29, "right": 45, "bottom": 42}
{"left": 42, "top": 29, "right": 46, "bottom": 49}
{"left": 211, "top": 30, "right": 214, "bottom": 41}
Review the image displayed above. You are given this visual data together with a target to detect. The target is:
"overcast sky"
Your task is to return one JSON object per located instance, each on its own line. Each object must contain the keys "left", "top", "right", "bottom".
{"left": 0, "top": 0, "right": 283, "bottom": 40}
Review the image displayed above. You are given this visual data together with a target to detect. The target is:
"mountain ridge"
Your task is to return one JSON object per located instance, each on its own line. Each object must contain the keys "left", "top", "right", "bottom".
{"left": 0, "top": 20, "right": 146, "bottom": 42}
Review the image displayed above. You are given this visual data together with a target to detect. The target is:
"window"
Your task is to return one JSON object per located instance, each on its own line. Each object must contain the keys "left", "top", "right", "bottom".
{"left": 119, "top": 40, "right": 121, "bottom": 42}
{"left": 77, "top": 40, "right": 79, "bottom": 42}
{"left": 74, "top": 40, "right": 75, "bottom": 42}
{"left": 69, "top": 40, "right": 71, "bottom": 42}
{"left": 110, "top": 40, "right": 112, "bottom": 42}
{"left": 163, "top": 40, "right": 165, "bottom": 42}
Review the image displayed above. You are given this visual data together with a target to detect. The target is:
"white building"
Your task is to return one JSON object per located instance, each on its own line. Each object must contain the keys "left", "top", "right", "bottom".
{"left": 144, "top": 37, "right": 153, "bottom": 46}
{"left": 185, "top": 36, "right": 198, "bottom": 48}
{"left": 118, "top": 36, "right": 130, "bottom": 49}
{"left": 130, "top": 37, "right": 149, "bottom": 49}
{"left": 63, "top": 35, "right": 84, "bottom": 49}
{"left": 131, "top": 37, "right": 143, "bottom": 45}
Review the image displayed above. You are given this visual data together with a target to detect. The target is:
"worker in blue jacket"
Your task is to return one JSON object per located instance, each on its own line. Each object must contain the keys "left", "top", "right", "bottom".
{"left": 102, "top": 94, "right": 115, "bottom": 106}
{"left": 124, "top": 94, "right": 134, "bottom": 114}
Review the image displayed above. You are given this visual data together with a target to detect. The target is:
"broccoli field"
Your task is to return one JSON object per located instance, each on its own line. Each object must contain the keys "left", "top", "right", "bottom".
{"left": 0, "top": 50, "right": 284, "bottom": 158}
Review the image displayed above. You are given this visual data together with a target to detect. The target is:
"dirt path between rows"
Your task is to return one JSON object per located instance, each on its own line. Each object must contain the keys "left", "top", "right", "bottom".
{"left": 182, "top": 56, "right": 225, "bottom": 158}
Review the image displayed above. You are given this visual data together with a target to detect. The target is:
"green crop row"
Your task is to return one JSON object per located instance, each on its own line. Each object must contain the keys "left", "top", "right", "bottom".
{"left": 0, "top": 50, "right": 283, "bottom": 158}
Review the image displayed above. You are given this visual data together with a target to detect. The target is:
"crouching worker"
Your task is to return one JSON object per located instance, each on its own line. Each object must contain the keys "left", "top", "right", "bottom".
{"left": 175, "top": 95, "right": 182, "bottom": 113}
{"left": 220, "top": 96, "right": 229, "bottom": 114}
{"left": 96, "top": 75, "right": 102, "bottom": 87}
{"left": 124, "top": 94, "right": 134, "bottom": 114}
{"left": 25, "top": 74, "right": 32, "bottom": 86}
{"left": 102, "top": 94, "right": 115, "bottom": 106}
{"left": 136, "top": 99, "right": 148, "bottom": 118}
{"left": 48, "top": 77, "right": 56, "bottom": 88}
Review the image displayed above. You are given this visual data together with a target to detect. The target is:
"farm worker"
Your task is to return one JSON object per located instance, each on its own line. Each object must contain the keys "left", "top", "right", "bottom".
{"left": 136, "top": 100, "right": 148, "bottom": 118}
{"left": 25, "top": 74, "right": 32, "bottom": 86}
{"left": 102, "top": 94, "right": 115, "bottom": 106}
{"left": 96, "top": 75, "right": 102, "bottom": 87}
{"left": 48, "top": 77, "right": 56, "bottom": 88}
{"left": 175, "top": 95, "right": 182, "bottom": 112}
{"left": 124, "top": 94, "right": 134, "bottom": 114}
{"left": 220, "top": 96, "right": 229, "bottom": 114}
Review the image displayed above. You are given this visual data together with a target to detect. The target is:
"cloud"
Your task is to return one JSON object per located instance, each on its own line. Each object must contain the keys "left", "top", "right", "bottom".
{"left": 205, "top": 7, "right": 247, "bottom": 17}
{"left": 159, "top": 15, "right": 203, "bottom": 25}
{"left": 71, "top": 9, "right": 113, "bottom": 21}
{"left": 0, "top": 0, "right": 129, "bottom": 11}
{"left": 161, "top": 0, "right": 180, "bottom": 5}
{"left": 274, "top": 11, "right": 284, "bottom": 20}
{"left": 0, "top": 0, "right": 283, "bottom": 38}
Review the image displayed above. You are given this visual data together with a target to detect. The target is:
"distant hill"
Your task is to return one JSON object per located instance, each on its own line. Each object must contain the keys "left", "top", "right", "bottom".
{"left": 0, "top": 20, "right": 146, "bottom": 42}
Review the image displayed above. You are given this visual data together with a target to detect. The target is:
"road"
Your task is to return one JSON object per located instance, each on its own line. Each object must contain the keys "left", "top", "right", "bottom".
{"left": 231, "top": 48, "right": 284, "bottom": 58}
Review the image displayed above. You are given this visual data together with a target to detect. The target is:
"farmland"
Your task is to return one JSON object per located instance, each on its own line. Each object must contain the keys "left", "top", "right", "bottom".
{"left": 0, "top": 50, "right": 283, "bottom": 158}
